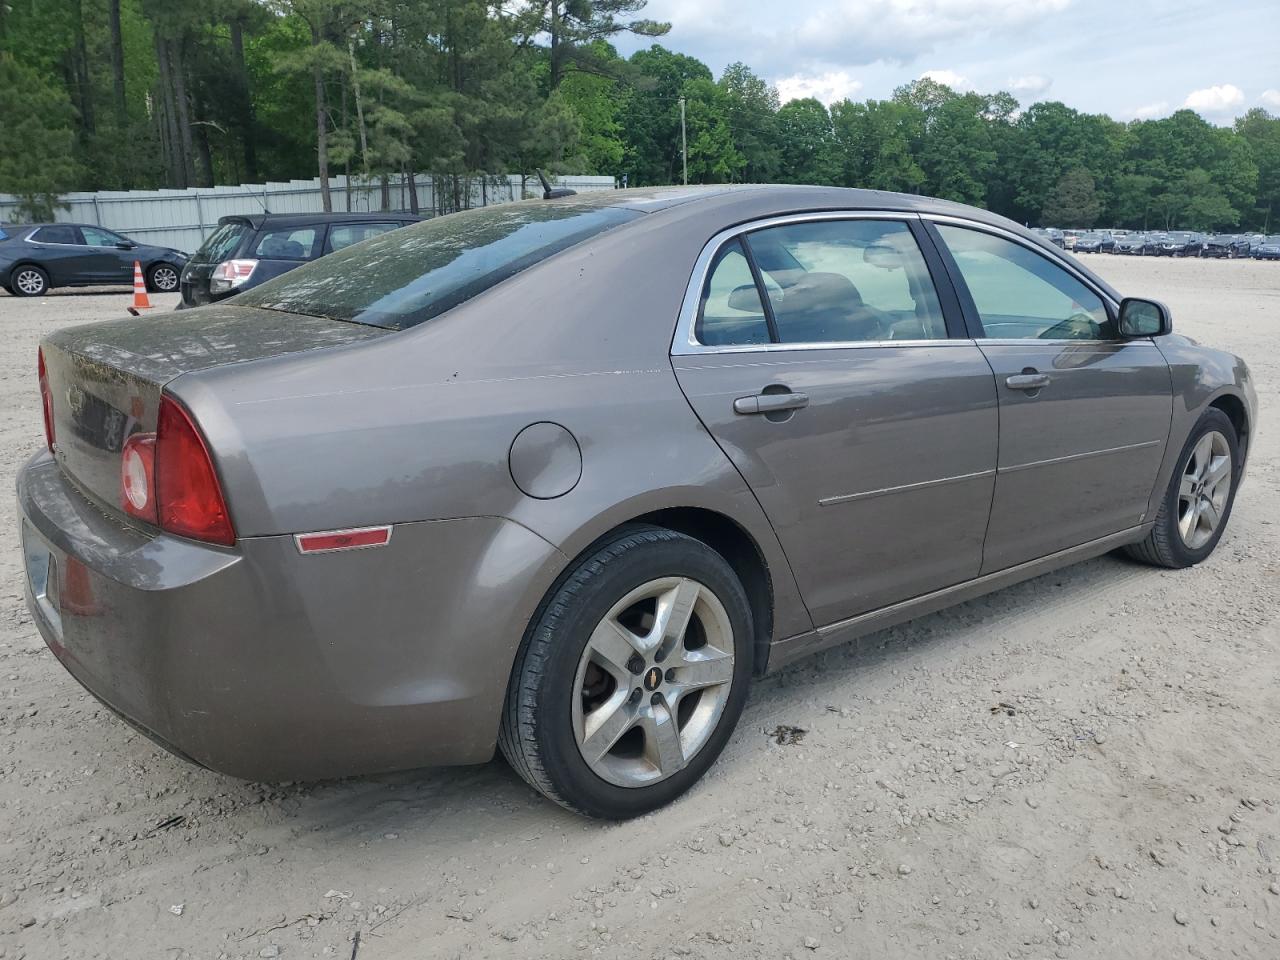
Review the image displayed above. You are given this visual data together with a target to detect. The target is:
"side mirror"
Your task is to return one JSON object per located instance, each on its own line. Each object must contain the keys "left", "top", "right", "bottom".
{"left": 1117, "top": 297, "right": 1171, "bottom": 338}
{"left": 727, "top": 284, "right": 762, "bottom": 312}
{"left": 116, "top": 240, "right": 137, "bottom": 250}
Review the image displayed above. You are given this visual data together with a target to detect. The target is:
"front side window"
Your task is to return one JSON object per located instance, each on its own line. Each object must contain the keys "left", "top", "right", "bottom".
{"left": 81, "top": 226, "right": 125, "bottom": 247}
{"left": 696, "top": 219, "right": 949, "bottom": 347}
{"left": 252, "top": 227, "right": 319, "bottom": 260}
{"left": 936, "top": 225, "right": 1112, "bottom": 340}
{"left": 32, "top": 225, "right": 80, "bottom": 245}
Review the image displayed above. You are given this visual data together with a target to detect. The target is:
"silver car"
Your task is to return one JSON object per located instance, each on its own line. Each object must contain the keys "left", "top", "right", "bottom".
{"left": 18, "top": 186, "right": 1256, "bottom": 819}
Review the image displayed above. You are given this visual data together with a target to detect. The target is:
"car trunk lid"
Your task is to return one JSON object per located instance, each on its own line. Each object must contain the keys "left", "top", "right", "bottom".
{"left": 40, "top": 303, "right": 389, "bottom": 519}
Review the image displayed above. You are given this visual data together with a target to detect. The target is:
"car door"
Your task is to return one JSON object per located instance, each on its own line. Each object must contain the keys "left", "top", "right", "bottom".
{"left": 927, "top": 220, "right": 1172, "bottom": 573}
{"left": 672, "top": 214, "right": 999, "bottom": 628}
{"left": 79, "top": 226, "right": 136, "bottom": 283}
{"left": 26, "top": 225, "right": 89, "bottom": 284}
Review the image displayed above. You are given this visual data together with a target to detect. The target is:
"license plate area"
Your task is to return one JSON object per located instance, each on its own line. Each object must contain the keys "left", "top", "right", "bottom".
{"left": 22, "top": 523, "right": 63, "bottom": 637}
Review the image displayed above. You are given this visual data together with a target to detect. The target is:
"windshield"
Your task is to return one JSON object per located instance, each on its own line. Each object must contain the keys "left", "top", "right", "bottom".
{"left": 196, "top": 221, "right": 251, "bottom": 263}
{"left": 236, "top": 202, "right": 641, "bottom": 330}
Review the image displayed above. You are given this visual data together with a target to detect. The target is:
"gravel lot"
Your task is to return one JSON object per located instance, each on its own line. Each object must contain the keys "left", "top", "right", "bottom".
{"left": 1, "top": 257, "right": 1278, "bottom": 960}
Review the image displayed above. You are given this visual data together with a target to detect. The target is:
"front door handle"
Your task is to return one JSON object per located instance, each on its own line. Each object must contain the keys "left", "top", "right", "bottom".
{"left": 1006, "top": 373, "right": 1051, "bottom": 391}
{"left": 733, "top": 392, "right": 810, "bottom": 415}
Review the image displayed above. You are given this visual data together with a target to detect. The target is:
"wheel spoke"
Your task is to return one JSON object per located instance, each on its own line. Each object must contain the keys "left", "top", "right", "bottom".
{"left": 671, "top": 647, "right": 734, "bottom": 691}
{"left": 1205, "top": 455, "right": 1230, "bottom": 491}
{"left": 579, "top": 692, "right": 639, "bottom": 764}
{"left": 1179, "top": 472, "right": 1196, "bottom": 501}
{"left": 1200, "top": 499, "right": 1221, "bottom": 532}
{"left": 1179, "top": 501, "right": 1199, "bottom": 542}
{"left": 650, "top": 578, "right": 699, "bottom": 653}
{"left": 642, "top": 701, "right": 685, "bottom": 776}
{"left": 587, "top": 617, "right": 643, "bottom": 679}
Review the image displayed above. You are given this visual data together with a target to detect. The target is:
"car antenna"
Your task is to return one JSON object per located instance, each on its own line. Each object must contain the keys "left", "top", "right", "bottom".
{"left": 537, "top": 169, "right": 577, "bottom": 200}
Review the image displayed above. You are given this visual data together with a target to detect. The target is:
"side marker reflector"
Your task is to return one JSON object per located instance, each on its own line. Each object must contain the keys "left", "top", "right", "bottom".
{"left": 295, "top": 526, "right": 393, "bottom": 554}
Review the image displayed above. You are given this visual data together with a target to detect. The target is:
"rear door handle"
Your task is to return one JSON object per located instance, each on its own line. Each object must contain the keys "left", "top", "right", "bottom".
{"left": 733, "top": 392, "right": 810, "bottom": 415}
{"left": 1005, "top": 373, "right": 1051, "bottom": 391}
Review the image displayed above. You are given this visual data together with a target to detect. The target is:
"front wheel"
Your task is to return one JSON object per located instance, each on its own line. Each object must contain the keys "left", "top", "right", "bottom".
{"left": 499, "top": 526, "right": 753, "bottom": 819}
{"left": 1125, "top": 408, "right": 1239, "bottom": 568}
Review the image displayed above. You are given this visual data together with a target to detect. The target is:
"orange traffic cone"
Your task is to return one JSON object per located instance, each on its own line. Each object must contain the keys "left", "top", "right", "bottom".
{"left": 131, "top": 260, "right": 152, "bottom": 310}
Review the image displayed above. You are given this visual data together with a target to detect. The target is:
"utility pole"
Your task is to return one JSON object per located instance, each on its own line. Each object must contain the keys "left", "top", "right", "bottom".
{"left": 678, "top": 97, "right": 688, "bottom": 186}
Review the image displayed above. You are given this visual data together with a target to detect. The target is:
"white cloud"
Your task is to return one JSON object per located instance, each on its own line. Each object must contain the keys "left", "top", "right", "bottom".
{"left": 1132, "top": 101, "right": 1170, "bottom": 120}
{"left": 1260, "top": 89, "right": 1280, "bottom": 109}
{"left": 1008, "top": 74, "right": 1052, "bottom": 97}
{"left": 1184, "top": 83, "right": 1245, "bottom": 115}
{"left": 920, "top": 69, "right": 973, "bottom": 91}
{"left": 641, "top": 0, "right": 1073, "bottom": 77}
{"left": 776, "top": 71, "right": 864, "bottom": 105}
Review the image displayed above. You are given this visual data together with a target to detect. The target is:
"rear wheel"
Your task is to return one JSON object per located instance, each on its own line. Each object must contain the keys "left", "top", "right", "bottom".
{"left": 1125, "top": 408, "right": 1239, "bottom": 568}
{"left": 11, "top": 265, "right": 49, "bottom": 297}
{"left": 500, "top": 526, "right": 753, "bottom": 819}
{"left": 147, "top": 263, "right": 180, "bottom": 293}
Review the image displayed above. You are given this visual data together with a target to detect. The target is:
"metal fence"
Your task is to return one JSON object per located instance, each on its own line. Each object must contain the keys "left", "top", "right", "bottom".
{"left": 0, "top": 173, "right": 617, "bottom": 253}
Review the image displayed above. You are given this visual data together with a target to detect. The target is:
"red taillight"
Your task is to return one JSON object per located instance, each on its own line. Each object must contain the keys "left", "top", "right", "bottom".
{"left": 155, "top": 396, "right": 235, "bottom": 545}
{"left": 118, "top": 396, "right": 235, "bottom": 546}
{"left": 210, "top": 259, "right": 258, "bottom": 294}
{"left": 38, "top": 348, "right": 55, "bottom": 451}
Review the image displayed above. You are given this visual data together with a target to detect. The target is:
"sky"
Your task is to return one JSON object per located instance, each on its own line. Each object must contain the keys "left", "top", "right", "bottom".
{"left": 612, "top": 0, "right": 1280, "bottom": 124}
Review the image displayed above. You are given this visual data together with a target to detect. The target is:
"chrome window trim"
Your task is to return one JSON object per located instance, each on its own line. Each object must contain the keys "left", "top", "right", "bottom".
{"left": 24, "top": 227, "right": 85, "bottom": 248}
{"left": 671, "top": 210, "right": 947, "bottom": 357}
{"left": 922, "top": 213, "right": 1121, "bottom": 314}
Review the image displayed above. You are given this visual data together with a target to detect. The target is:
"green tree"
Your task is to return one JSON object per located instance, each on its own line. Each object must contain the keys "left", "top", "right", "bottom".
{"left": 775, "top": 97, "right": 838, "bottom": 185}
{"left": 520, "top": 0, "right": 668, "bottom": 89}
{"left": 1043, "top": 167, "right": 1101, "bottom": 227}
{"left": 0, "top": 57, "right": 81, "bottom": 219}
{"left": 1236, "top": 108, "right": 1280, "bottom": 229}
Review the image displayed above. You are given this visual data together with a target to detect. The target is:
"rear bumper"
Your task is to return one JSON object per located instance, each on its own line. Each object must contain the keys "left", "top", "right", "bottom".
{"left": 18, "top": 452, "right": 566, "bottom": 781}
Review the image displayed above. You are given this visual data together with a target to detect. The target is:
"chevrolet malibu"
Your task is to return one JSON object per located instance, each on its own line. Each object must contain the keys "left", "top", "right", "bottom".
{"left": 18, "top": 186, "right": 1255, "bottom": 819}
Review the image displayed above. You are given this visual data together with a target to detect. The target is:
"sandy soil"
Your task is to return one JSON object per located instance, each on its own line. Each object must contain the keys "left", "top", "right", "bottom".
{"left": 0, "top": 257, "right": 1277, "bottom": 960}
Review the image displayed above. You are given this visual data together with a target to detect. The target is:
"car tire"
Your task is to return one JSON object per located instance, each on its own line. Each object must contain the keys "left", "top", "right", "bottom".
{"left": 146, "top": 263, "right": 180, "bottom": 293}
{"left": 10, "top": 265, "right": 49, "bottom": 297}
{"left": 1124, "top": 408, "right": 1240, "bottom": 569}
{"left": 499, "top": 525, "right": 754, "bottom": 819}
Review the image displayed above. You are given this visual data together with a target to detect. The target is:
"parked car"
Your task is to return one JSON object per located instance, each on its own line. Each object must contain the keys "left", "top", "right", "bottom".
{"left": 1254, "top": 235, "right": 1280, "bottom": 260}
{"left": 0, "top": 222, "right": 187, "bottom": 297}
{"left": 1202, "top": 235, "right": 1251, "bottom": 259}
{"left": 1155, "top": 232, "right": 1205, "bottom": 257}
{"left": 178, "top": 212, "right": 422, "bottom": 308}
{"left": 1032, "top": 227, "right": 1065, "bottom": 248}
{"left": 1062, "top": 229, "right": 1085, "bottom": 250}
{"left": 1072, "top": 232, "right": 1115, "bottom": 253}
{"left": 1114, "top": 234, "right": 1148, "bottom": 255}
{"left": 20, "top": 186, "right": 1256, "bottom": 819}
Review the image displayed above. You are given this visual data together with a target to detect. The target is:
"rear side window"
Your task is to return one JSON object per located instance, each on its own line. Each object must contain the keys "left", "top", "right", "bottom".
{"left": 0, "top": 227, "right": 9, "bottom": 241}
{"left": 197, "top": 222, "right": 251, "bottom": 263}
{"left": 325, "top": 222, "right": 401, "bottom": 254}
{"left": 237, "top": 203, "right": 641, "bottom": 330}
{"left": 32, "top": 225, "right": 81, "bottom": 244}
{"left": 697, "top": 219, "right": 948, "bottom": 346}
{"left": 252, "top": 227, "right": 318, "bottom": 260}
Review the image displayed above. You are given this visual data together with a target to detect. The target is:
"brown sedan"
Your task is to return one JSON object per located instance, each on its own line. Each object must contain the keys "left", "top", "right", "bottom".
{"left": 18, "top": 186, "right": 1255, "bottom": 818}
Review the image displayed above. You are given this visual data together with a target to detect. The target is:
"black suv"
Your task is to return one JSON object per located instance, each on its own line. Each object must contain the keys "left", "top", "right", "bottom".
{"left": 0, "top": 223, "right": 187, "bottom": 297}
{"left": 179, "top": 212, "right": 421, "bottom": 308}
{"left": 1202, "top": 235, "right": 1251, "bottom": 259}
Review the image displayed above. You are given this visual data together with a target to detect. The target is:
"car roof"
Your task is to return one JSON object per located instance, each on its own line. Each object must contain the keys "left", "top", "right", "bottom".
{"left": 218, "top": 212, "right": 425, "bottom": 230}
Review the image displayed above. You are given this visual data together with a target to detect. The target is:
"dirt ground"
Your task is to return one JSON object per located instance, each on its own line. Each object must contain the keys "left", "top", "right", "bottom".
{"left": 0, "top": 256, "right": 1277, "bottom": 960}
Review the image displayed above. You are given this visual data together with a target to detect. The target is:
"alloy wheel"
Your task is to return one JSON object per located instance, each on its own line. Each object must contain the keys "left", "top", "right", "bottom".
{"left": 1178, "top": 430, "right": 1232, "bottom": 549}
{"left": 15, "top": 269, "right": 46, "bottom": 296}
{"left": 572, "top": 576, "right": 735, "bottom": 788}
{"left": 150, "top": 266, "right": 179, "bottom": 292}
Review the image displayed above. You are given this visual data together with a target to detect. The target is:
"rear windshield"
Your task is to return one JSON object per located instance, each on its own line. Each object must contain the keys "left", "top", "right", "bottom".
{"left": 196, "top": 221, "right": 251, "bottom": 263}
{"left": 235, "top": 202, "right": 641, "bottom": 330}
